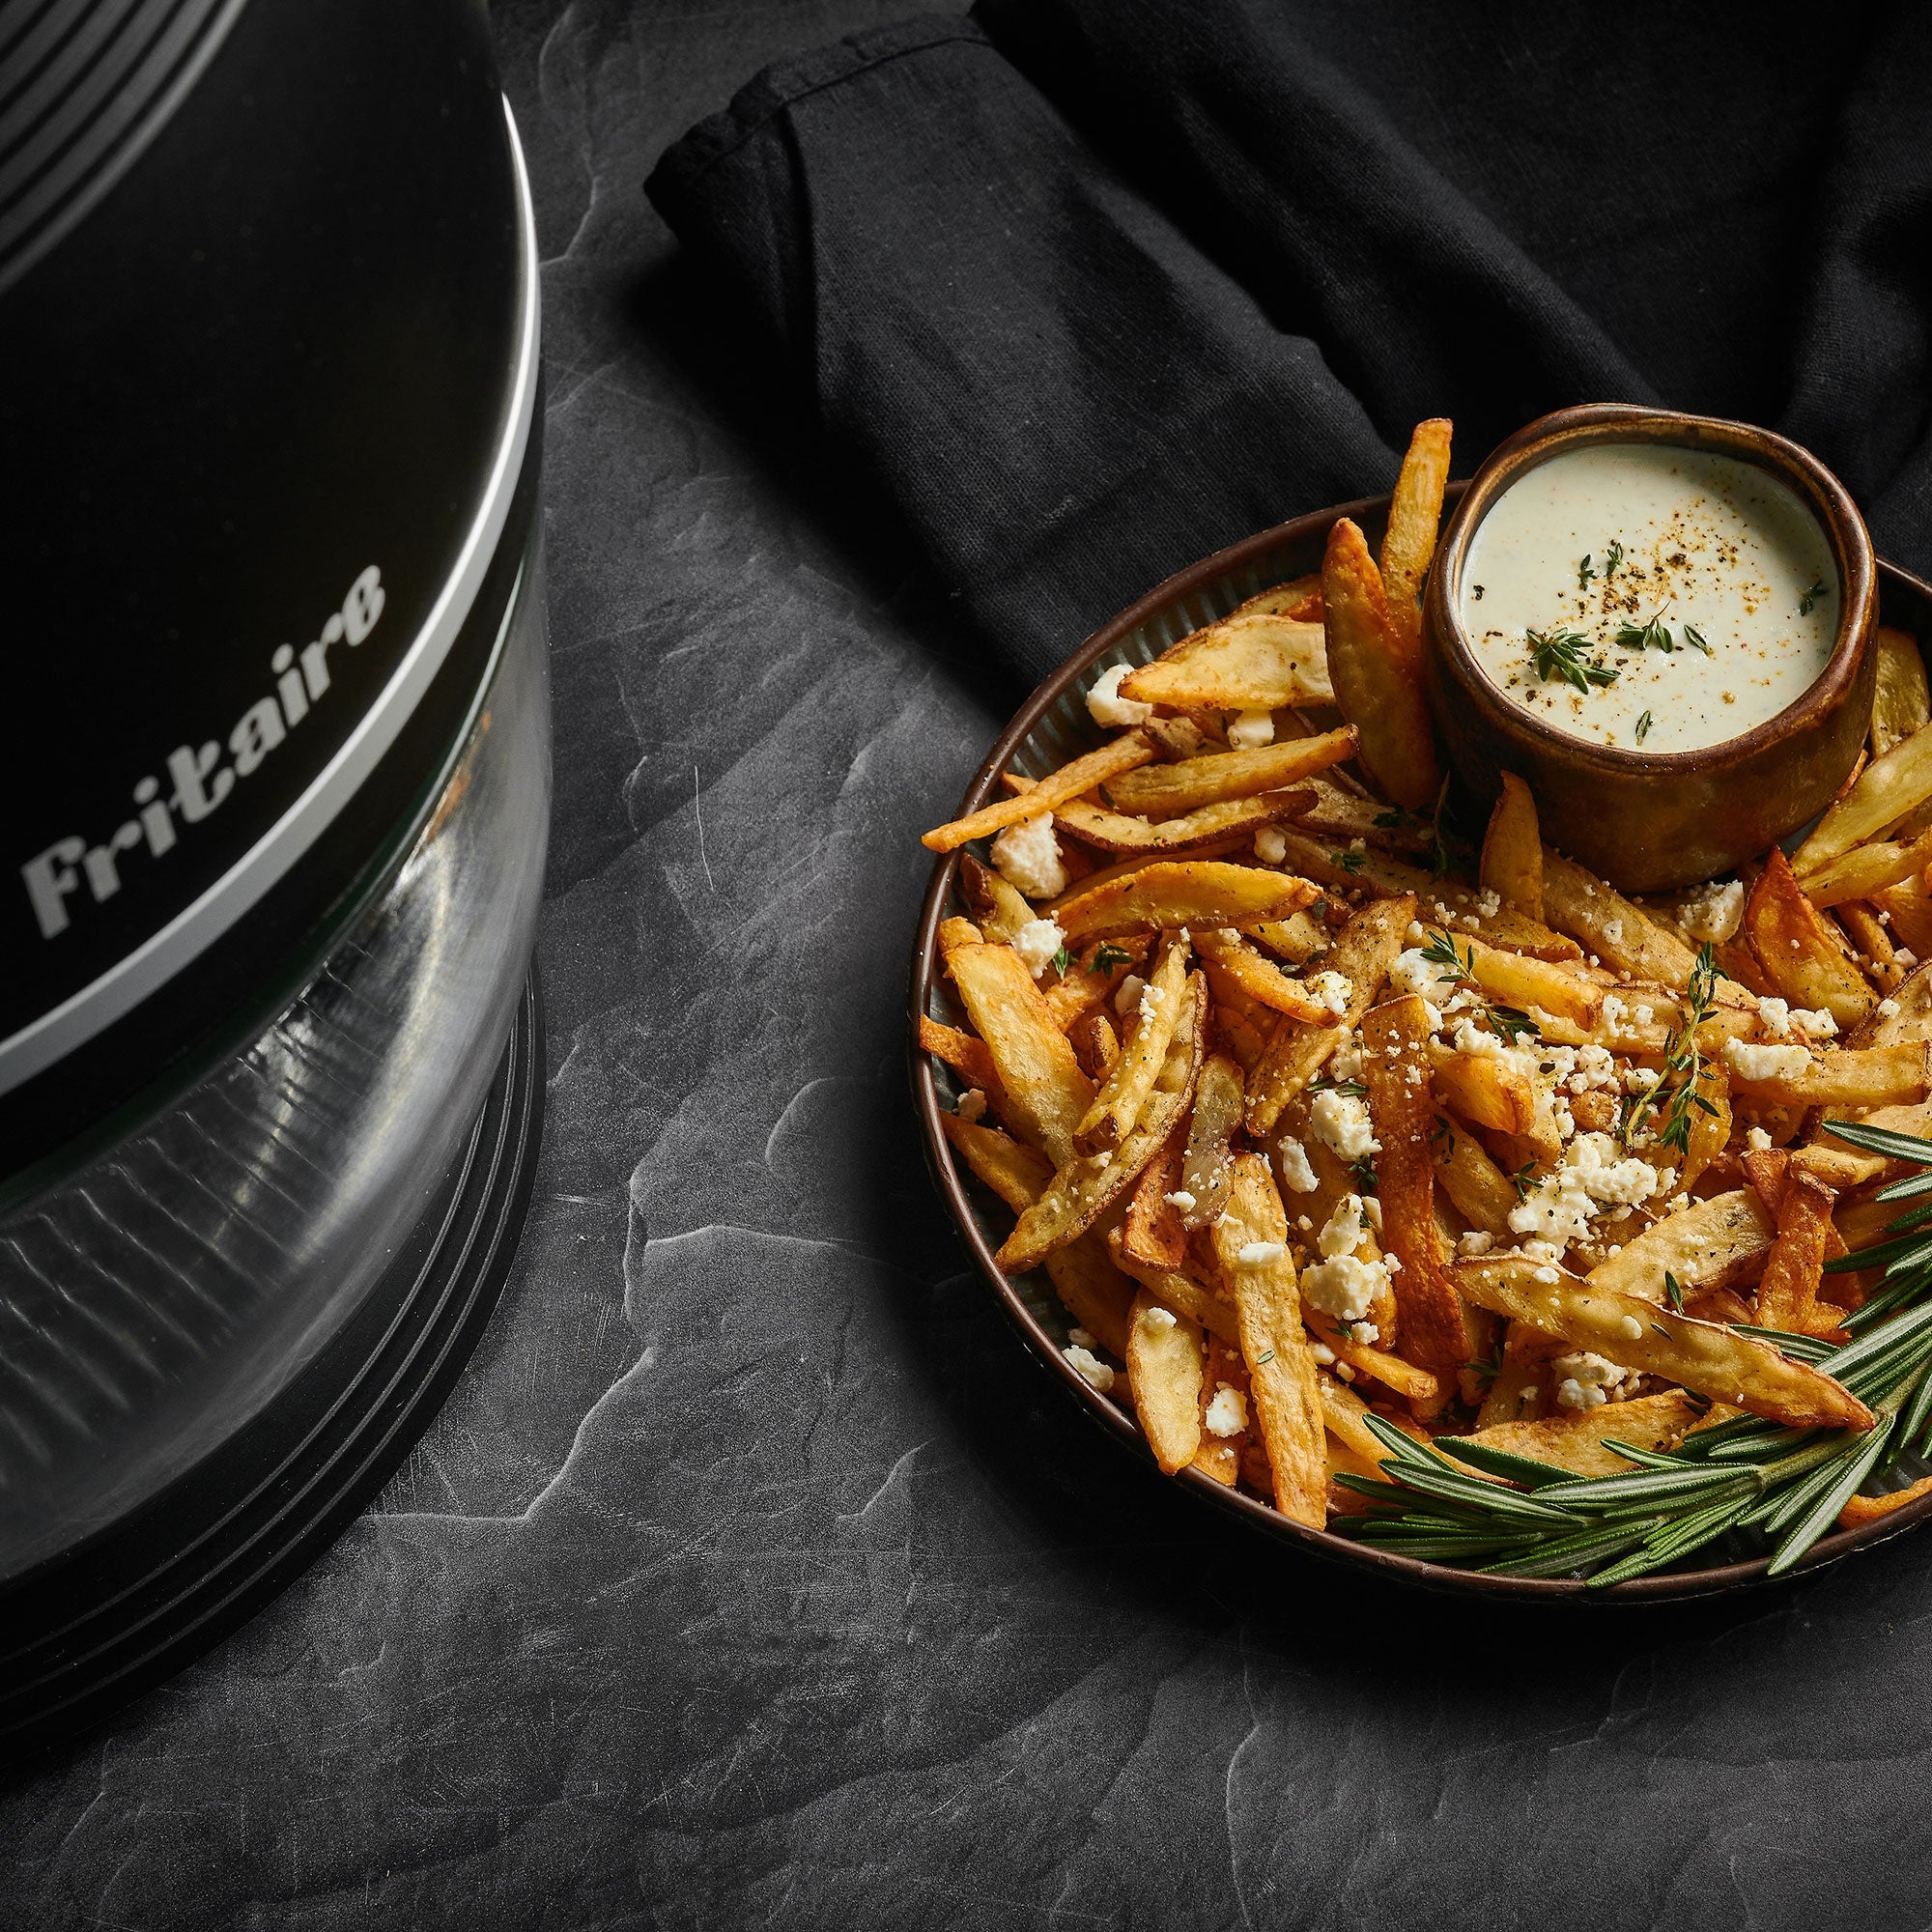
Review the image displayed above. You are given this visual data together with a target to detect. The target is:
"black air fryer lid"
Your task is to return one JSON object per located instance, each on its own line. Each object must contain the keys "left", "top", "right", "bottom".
{"left": 0, "top": 0, "right": 540, "bottom": 1204}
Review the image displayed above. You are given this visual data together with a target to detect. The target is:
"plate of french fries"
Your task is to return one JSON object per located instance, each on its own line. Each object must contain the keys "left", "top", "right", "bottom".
{"left": 911, "top": 418, "right": 1932, "bottom": 1596}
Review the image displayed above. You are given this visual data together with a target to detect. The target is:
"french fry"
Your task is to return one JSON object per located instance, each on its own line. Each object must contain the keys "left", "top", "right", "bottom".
{"left": 1233, "top": 575, "right": 1323, "bottom": 621}
{"left": 1109, "top": 1232, "right": 1240, "bottom": 1345}
{"left": 1178, "top": 1052, "right": 1244, "bottom": 1230}
{"left": 1122, "top": 1132, "right": 1190, "bottom": 1269}
{"left": 1103, "top": 728, "right": 1360, "bottom": 819}
{"left": 1679, "top": 1061, "right": 1732, "bottom": 1193}
{"left": 1726, "top": 1041, "right": 1929, "bottom": 1108}
{"left": 1453, "top": 1256, "right": 1873, "bottom": 1431}
{"left": 1305, "top": 1311, "right": 1442, "bottom": 1404}
{"left": 1754, "top": 1169, "right": 1836, "bottom": 1333}
{"left": 1316, "top": 1372, "right": 1404, "bottom": 1468}
{"left": 1245, "top": 910, "right": 1328, "bottom": 964}
{"left": 1429, "top": 1039, "right": 1537, "bottom": 1136}
{"left": 1125, "top": 1290, "right": 1207, "bottom": 1475}
{"left": 1582, "top": 1190, "right": 1776, "bottom": 1303}
{"left": 1192, "top": 1334, "right": 1252, "bottom": 1486}
{"left": 1480, "top": 771, "right": 1544, "bottom": 921}
{"left": 1378, "top": 417, "right": 1453, "bottom": 659}
{"left": 1293, "top": 777, "right": 1432, "bottom": 851}
{"left": 919, "top": 1014, "right": 1001, "bottom": 1096}
{"left": 1191, "top": 925, "right": 1337, "bottom": 1022}
{"left": 922, "top": 730, "right": 1155, "bottom": 852}
{"left": 1069, "top": 1009, "right": 1121, "bottom": 1081}
{"left": 1836, "top": 898, "right": 1904, "bottom": 992}
{"left": 1432, "top": 925, "right": 1605, "bottom": 1029}
{"left": 1542, "top": 848, "right": 1700, "bottom": 986}
{"left": 1433, "top": 1115, "right": 1519, "bottom": 1236}
{"left": 1475, "top": 1321, "right": 1566, "bottom": 1427}
{"left": 1792, "top": 717, "right": 1932, "bottom": 875}
{"left": 1458, "top": 1391, "right": 1712, "bottom": 1479}
{"left": 1116, "top": 613, "right": 1333, "bottom": 712}
{"left": 1005, "top": 774, "right": 1316, "bottom": 856}
{"left": 1212, "top": 1153, "right": 1327, "bottom": 1524}
{"left": 1871, "top": 626, "right": 1931, "bottom": 758}
{"left": 1839, "top": 1470, "right": 1932, "bottom": 1529}
{"left": 1040, "top": 936, "right": 1148, "bottom": 1031}
{"left": 1795, "top": 826, "right": 1932, "bottom": 909}
{"left": 1745, "top": 845, "right": 1876, "bottom": 1028}
{"left": 1321, "top": 517, "right": 1440, "bottom": 810}
{"left": 947, "top": 943, "right": 1094, "bottom": 1164}
{"left": 1362, "top": 994, "right": 1469, "bottom": 1378}
{"left": 998, "top": 976, "right": 1206, "bottom": 1271}
{"left": 939, "top": 1113, "right": 1053, "bottom": 1213}
{"left": 1043, "top": 1236, "right": 1135, "bottom": 1360}
{"left": 1245, "top": 895, "right": 1415, "bottom": 1134}
{"left": 938, "top": 915, "right": 982, "bottom": 957}
{"left": 1074, "top": 935, "right": 1190, "bottom": 1152}
{"left": 958, "top": 853, "right": 1036, "bottom": 943}
{"left": 1053, "top": 861, "right": 1320, "bottom": 945}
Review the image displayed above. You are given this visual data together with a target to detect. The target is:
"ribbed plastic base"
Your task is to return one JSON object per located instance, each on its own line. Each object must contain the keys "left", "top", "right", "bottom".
{"left": 0, "top": 967, "right": 544, "bottom": 1755}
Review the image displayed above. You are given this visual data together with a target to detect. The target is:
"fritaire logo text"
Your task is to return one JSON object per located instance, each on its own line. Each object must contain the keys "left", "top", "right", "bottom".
{"left": 20, "top": 566, "right": 386, "bottom": 943}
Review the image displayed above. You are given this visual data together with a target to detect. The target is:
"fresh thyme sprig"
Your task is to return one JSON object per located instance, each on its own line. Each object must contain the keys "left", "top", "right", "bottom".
{"left": 1605, "top": 540, "right": 1625, "bottom": 578}
{"left": 1616, "top": 610, "right": 1675, "bottom": 653}
{"left": 1681, "top": 622, "right": 1712, "bottom": 655}
{"left": 1800, "top": 576, "right": 1829, "bottom": 617}
{"left": 1417, "top": 928, "right": 1543, "bottom": 1048}
{"left": 1527, "top": 626, "right": 1618, "bottom": 695}
{"left": 1052, "top": 946, "right": 1072, "bottom": 976}
{"left": 1092, "top": 942, "right": 1132, "bottom": 975}
{"left": 1635, "top": 710, "right": 1654, "bottom": 744}
{"left": 1577, "top": 554, "right": 1596, "bottom": 590}
{"left": 1619, "top": 942, "right": 1719, "bottom": 1157}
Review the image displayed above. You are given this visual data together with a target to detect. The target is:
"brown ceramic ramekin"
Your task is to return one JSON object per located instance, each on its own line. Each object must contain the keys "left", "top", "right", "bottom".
{"left": 1423, "top": 404, "right": 1878, "bottom": 894}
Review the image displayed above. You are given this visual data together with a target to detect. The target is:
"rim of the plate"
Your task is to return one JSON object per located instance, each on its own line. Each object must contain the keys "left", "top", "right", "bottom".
{"left": 908, "top": 487, "right": 1932, "bottom": 1602}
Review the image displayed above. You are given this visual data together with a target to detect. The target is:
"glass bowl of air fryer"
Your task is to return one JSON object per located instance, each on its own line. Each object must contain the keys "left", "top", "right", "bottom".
{"left": 0, "top": 538, "right": 551, "bottom": 1583}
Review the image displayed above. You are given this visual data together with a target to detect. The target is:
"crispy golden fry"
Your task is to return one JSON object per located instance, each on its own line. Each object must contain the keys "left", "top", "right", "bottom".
{"left": 1210, "top": 997, "right": 1269, "bottom": 1073}
{"left": 1122, "top": 1132, "right": 1189, "bottom": 1269}
{"left": 1305, "top": 1310, "right": 1442, "bottom": 1403}
{"left": 1836, "top": 898, "right": 1905, "bottom": 992}
{"left": 998, "top": 976, "right": 1206, "bottom": 1271}
{"left": 957, "top": 854, "right": 1036, "bottom": 943}
{"left": 1745, "top": 845, "right": 1876, "bottom": 1028}
{"left": 919, "top": 1014, "right": 1001, "bottom": 1096}
{"left": 1475, "top": 1321, "right": 1566, "bottom": 1427}
{"left": 1840, "top": 1470, "right": 1932, "bottom": 1528}
{"left": 1431, "top": 924, "right": 1605, "bottom": 1028}
{"left": 1873, "top": 878, "right": 1932, "bottom": 958}
{"left": 1125, "top": 1289, "right": 1207, "bottom": 1475}
{"left": 1429, "top": 1039, "right": 1537, "bottom": 1136}
{"left": 1480, "top": 772, "right": 1545, "bottom": 921}
{"left": 923, "top": 730, "right": 1154, "bottom": 853}
{"left": 1116, "top": 613, "right": 1332, "bottom": 712}
{"left": 1582, "top": 1190, "right": 1776, "bottom": 1303}
{"left": 1872, "top": 626, "right": 1932, "bottom": 757}
{"left": 1213, "top": 1153, "right": 1327, "bottom": 1524}
{"left": 1322, "top": 516, "right": 1440, "bottom": 809}
{"left": 1461, "top": 1391, "right": 1712, "bottom": 1478}
{"left": 1362, "top": 994, "right": 1468, "bottom": 1379}
{"left": 1434, "top": 1115, "right": 1519, "bottom": 1236}
{"left": 1796, "top": 826, "right": 1932, "bottom": 910}
{"left": 1727, "top": 1041, "right": 1929, "bottom": 1108}
{"left": 1005, "top": 774, "right": 1316, "bottom": 856}
{"left": 1378, "top": 417, "right": 1453, "bottom": 659}
{"left": 1793, "top": 718, "right": 1932, "bottom": 875}
{"left": 1233, "top": 575, "right": 1324, "bottom": 621}
{"left": 1069, "top": 1009, "right": 1121, "bottom": 1081}
{"left": 1110, "top": 1232, "right": 1240, "bottom": 1345}
{"left": 1192, "top": 1333, "right": 1253, "bottom": 1485}
{"left": 1453, "top": 1256, "right": 1873, "bottom": 1431}
{"left": 1075, "top": 935, "right": 1190, "bottom": 1153}
{"left": 1679, "top": 1061, "right": 1732, "bottom": 1193}
{"left": 939, "top": 1113, "right": 1053, "bottom": 1214}
{"left": 1293, "top": 778, "right": 1433, "bottom": 851}
{"left": 1040, "top": 937, "right": 1148, "bottom": 1032}
{"left": 1317, "top": 1372, "right": 1399, "bottom": 1467}
{"left": 938, "top": 915, "right": 982, "bottom": 957}
{"left": 948, "top": 943, "right": 1094, "bottom": 1165}
{"left": 1179, "top": 1052, "right": 1244, "bottom": 1231}
{"left": 1044, "top": 1236, "right": 1135, "bottom": 1360}
{"left": 1245, "top": 910, "right": 1328, "bottom": 963}
{"left": 1542, "top": 847, "right": 1700, "bottom": 985}
{"left": 1191, "top": 925, "right": 1337, "bottom": 1022}
{"left": 1052, "top": 861, "right": 1320, "bottom": 946}
{"left": 1755, "top": 1169, "right": 1836, "bottom": 1333}
{"left": 1103, "top": 728, "right": 1360, "bottom": 819}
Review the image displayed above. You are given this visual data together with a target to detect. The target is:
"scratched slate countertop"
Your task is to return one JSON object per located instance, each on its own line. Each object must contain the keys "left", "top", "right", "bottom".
{"left": 11, "top": 3, "right": 1932, "bottom": 1926}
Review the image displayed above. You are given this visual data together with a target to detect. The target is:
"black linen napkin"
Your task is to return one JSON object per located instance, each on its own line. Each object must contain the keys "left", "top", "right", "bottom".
{"left": 647, "top": 2, "right": 1932, "bottom": 696}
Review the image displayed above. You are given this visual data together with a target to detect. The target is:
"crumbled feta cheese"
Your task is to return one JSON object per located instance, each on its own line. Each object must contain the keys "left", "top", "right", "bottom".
{"left": 1879, "top": 997, "right": 1902, "bottom": 1019}
{"left": 1310, "top": 1342, "right": 1336, "bottom": 1365}
{"left": 1254, "top": 825, "right": 1289, "bottom": 866}
{"left": 1747, "top": 1126, "right": 1773, "bottom": 1151}
{"left": 1275, "top": 1136, "right": 1319, "bottom": 1193}
{"left": 1140, "top": 1303, "right": 1178, "bottom": 1336}
{"left": 1757, "top": 997, "right": 1792, "bottom": 1037}
{"left": 1632, "top": 1004, "right": 1654, "bottom": 1027}
{"left": 1458, "top": 1230, "right": 1495, "bottom": 1257}
{"left": 954, "top": 1088, "right": 986, "bottom": 1123}
{"left": 1204, "top": 1384, "right": 1248, "bottom": 1437}
{"left": 990, "top": 812, "right": 1069, "bottom": 897}
{"left": 1334, "top": 1362, "right": 1356, "bottom": 1381}
{"left": 1618, "top": 1314, "right": 1645, "bottom": 1340}
{"left": 1723, "top": 1038, "right": 1812, "bottom": 1083}
{"left": 1085, "top": 663, "right": 1152, "bottom": 727}
{"left": 1476, "top": 888, "right": 1502, "bottom": 919}
{"left": 1553, "top": 1350, "right": 1635, "bottom": 1411}
{"left": 1362, "top": 1196, "right": 1383, "bottom": 1231}
{"left": 1011, "top": 916, "right": 1065, "bottom": 979}
{"left": 1067, "top": 1327, "right": 1095, "bottom": 1350}
{"left": 1138, "top": 980, "right": 1164, "bottom": 1026}
{"left": 1604, "top": 918, "right": 1625, "bottom": 945}
{"left": 1318, "top": 1194, "right": 1368, "bottom": 1259}
{"left": 1296, "top": 1215, "right": 1314, "bottom": 1232}
{"left": 1227, "top": 708, "right": 1276, "bottom": 750}
{"left": 1309, "top": 1088, "right": 1379, "bottom": 1161}
{"left": 1307, "top": 970, "right": 1353, "bottom": 1017}
{"left": 1328, "top": 1035, "right": 1363, "bottom": 1083}
{"left": 1508, "top": 1132, "right": 1665, "bottom": 1251}
{"left": 1064, "top": 1346, "right": 1114, "bottom": 1392}
{"left": 1390, "top": 946, "right": 1463, "bottom": 1007}
{"left": 1164, "top": 1189, "right": 1198, "bottom": 1213}
{"left": 1115, "top": 974, "right": 1148, "bottom": 1018}
{"left": 1532, "top": 1265, "right": 1560, "bottom": 1284}
{"left": 1237, "top": 1240, "right": 1288, "bottom": 1266}
{"left": 1902, "top": 950, "right": 1921, "bottom": 968}
{"left": 1300, "top": 1254, "right": 1385, "bottom": 1322}
{"left": 1679, "top": 878, "right": 1746, "bottom": 944}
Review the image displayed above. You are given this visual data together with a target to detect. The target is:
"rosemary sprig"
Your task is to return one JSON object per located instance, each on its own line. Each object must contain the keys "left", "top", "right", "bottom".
{"left": 1527, "top": 626, "right": 1618, "bottom": 695}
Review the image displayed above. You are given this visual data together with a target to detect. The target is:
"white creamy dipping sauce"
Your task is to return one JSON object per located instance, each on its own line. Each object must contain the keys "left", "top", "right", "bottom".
{"left": 1459, "top": 443, "right": 1838, "bottom": 753}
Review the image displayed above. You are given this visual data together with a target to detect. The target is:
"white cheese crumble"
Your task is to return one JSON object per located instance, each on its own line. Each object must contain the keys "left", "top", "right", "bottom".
{"left": 1723, "top": 1038, "right": 1812, "bottom": 1084}
{"left": 1310, "top": 1343, "right": 1336, "bottom": 1366}
{"left": 1163, "top": 1189, "right": 1198, "bottom": 1212}
{"left": 1679, "top": 879, "right": 1746, "bottom": 944}
{"left": 1309, "top": 1089, "right": 1380, "bottom": 1161}
{"left": 1390, "top": 946, "right": 1462, "bottom": 1007}
{"left": 1746, "top": 1125, "right": 1773, "bottom": 1151}
{"left": 1085, "top": 663, "right": 1152, "bottom": 727}
{"left": 1204, "top": 1384, "right": 1248, "bottom": 1437}
{"left": 1237, "top": 1241, "right": 1289, "bottom": 1266}
{"left": 954, "top": 1088, "right": 987, "bottom": 1123}
{"left": 1328, "top": 1035, "right": 1364, "bottom": 1083}
{"left": 1618, "top": 1314, "right": 1645, "bottom": 1340}
{"left": 1301, "top": 1252, "right": 1387, "bottom": 1323}
{"left": 1064, "top": 1346, "right": 1115, "bottom": 1392}
{"left": 1307, "top": 970, "right": 1353, "bottom": 1017}
{"left": 1138, "top": 980, "right": 1164, "bottom": 1027}
{"left": 1756, "top": 998, "right": 1837, "bottom": 1041}
{"left": 1553, "top": 1351, "right": 1635, "bottom": 1411}
{"left": 1275, "top": 1136, "right": 1319, "bottom": 1193}
{"left": 1067, "top": 1327, "right": 1095, "bottom": 1350}
{"left": 1253, "top": 825, "right": 1289, "bottom": 866}
{"left": 1317, "top": 1194, "right": 1368, "bottom": 1259}
{"left": 1140, "top": 1303, "right": 1178, "bottom": 1336}
{"left": 1227, "top": 708, "right": 1276, "bottom": 750}
{"left": 1362, "top": 1196, "right": 1383, "bottom": 1231}
{"left": 1457, "top": 1230, "right": 1495, "bottom": 1256}
{"left": 990, "top": 811, "right": 1069, "bottom": 898}
{"left": 1508, "top": 1132, "right": 1666, "bottom": 1251}
{"left": 1114, "top": 974, "right": 1148, "bottom": 1018}
{"left": 1011, "top": 916, "right": 1065, "bottom": 979}
{"left": 1879, "top": 997, "right": 1902, "bottom": 1018}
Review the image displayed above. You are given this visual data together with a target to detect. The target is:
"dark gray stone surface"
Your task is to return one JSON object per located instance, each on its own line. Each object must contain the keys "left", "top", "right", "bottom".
{"left": 10, "top": 4, "right": 1932, "bottom": 1925}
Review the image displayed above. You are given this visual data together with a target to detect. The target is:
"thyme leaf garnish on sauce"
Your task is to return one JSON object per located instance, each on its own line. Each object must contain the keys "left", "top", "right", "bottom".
{"left": 1527, "top": 626, "right": 1618, "bottom": 695}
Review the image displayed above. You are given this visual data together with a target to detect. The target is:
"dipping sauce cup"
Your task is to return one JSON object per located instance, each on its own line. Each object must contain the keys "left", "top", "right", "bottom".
{"left": 1424, "top": 404, "right": 1878, "bottom": 893}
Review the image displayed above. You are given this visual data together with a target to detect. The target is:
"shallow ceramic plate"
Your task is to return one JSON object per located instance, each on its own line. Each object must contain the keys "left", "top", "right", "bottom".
{"left": 910, "top": 486, "right": 1932, "bottom": 1600}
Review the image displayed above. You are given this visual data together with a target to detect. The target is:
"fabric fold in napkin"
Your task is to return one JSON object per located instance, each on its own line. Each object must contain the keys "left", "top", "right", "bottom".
{"left": 648, "top": 1, "right": 1932, "bottom": 696}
